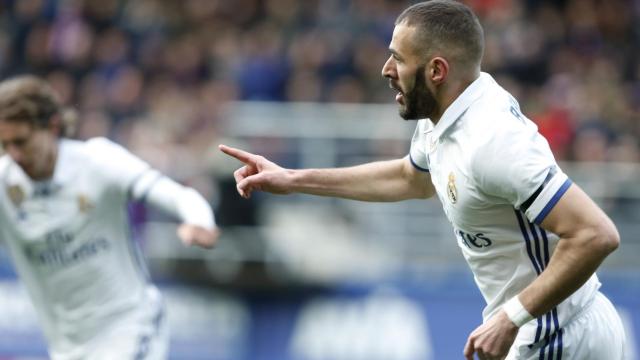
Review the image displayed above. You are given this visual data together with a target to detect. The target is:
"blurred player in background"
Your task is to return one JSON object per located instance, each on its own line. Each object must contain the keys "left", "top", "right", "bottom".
{"left": 0, "top": 75, "right": 219, "bottom": 360}
{"left": 220, "top": 1, "right": 625, "bottom": 359}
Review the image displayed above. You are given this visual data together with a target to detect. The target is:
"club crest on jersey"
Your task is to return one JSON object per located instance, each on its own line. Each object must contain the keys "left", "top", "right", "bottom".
{"left": 447, "top": 172, "right": 458, "bottom": 204}
{"left": 77, "top": 194, "right": 94, "bottom": 213}
{"left": 6, "top": 185, "right": 24, "bottom": 206}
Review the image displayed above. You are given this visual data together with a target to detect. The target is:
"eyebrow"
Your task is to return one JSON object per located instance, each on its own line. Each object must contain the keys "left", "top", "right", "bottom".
{"left": 389, "top": 48, "right": 403, "bottom": 61}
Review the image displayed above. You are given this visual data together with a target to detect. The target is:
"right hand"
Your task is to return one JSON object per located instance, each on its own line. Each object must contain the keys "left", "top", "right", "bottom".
{"left": 218, "top": 144, "right": 293, "bottom": 198}
{"left": 177, "top": 224, "right": 220, "bottom": 249}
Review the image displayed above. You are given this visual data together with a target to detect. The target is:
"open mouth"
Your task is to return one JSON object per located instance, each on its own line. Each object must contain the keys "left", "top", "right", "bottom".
{"left": 389, "top": 83, "right": 404, "bottom": 104}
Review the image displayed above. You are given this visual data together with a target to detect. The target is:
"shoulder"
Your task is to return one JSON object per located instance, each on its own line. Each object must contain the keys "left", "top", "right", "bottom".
{"left": 469, "top": 86, "right": 526, "bottom": 132}
{"left": 464, "top": 87, "right": 539, "bottom": 154}
{"left": 86, "top": 137, "right": 127, "bottom": 154}
{"left": 463, "top": 89, "right": 551, "bottom": 173}
{"left": 58, "top": 138, "right": 116, "bottom": 167}
{"left": 60, "top": 137, "right": 129, "bottom": 177}
{"left": 85, "top": 137, "right": 152, "bottom": 184}
{"left": 0, "top": 155, "right": 11, "bottom": 175}
{"left": 59, "top": 138, "right": 90, "bottom": 156}
{"left": 85, "top": 137, "right": 142, "bottom": 163}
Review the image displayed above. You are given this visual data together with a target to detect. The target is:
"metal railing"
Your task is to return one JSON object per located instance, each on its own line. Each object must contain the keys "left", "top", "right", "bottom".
{"left": 145, "top": 101, "right": 640, "bottom": 284}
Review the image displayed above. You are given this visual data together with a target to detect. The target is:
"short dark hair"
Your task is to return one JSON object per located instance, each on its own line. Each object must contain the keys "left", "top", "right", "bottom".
{"left": 0, "top": 75, "right": 76, "bottom": 137}
{"left": 396, "top": 0, "right": 484, "bottom": 69}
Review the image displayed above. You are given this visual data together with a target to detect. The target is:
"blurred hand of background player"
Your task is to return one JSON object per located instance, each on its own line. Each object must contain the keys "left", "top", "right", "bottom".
{"left": 219, "top": 144, "right": 294, "bottom": 199}
{"left": 177, "top": 224, "right": 220, "bottom": 249}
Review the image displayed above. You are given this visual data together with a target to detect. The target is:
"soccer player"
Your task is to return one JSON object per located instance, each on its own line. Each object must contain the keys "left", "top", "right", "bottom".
{"left": 0, "top": 75, "right": 219, "bottom": 360}
{"left": 219, "top": 1, "right": 626, "bottom": 359}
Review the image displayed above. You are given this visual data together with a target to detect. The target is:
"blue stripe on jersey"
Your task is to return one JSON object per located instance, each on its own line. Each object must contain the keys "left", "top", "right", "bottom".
{"left": 538, "top": 336, "right": 546, "bottom": 359}
{"left": 557, "top": 328, "right": 564, "bottom": 359}
{"left": 134, "top": 298, "right": 164, "bottom": 360}
{"left": 134, "top": 334, "right": 151, "bottom": 360}
{"left": 548, "top": 331, "right": 558, "bottom": 359}
{"left": 127, "top": 167, "right": 153, "bottom": 200}
{"left": 528, "top": 220, "right": 546, "bottom": 270}
{"left": 522, "top": 222, "right": 564, "bottom": 359}
{"left": 126, "top": 204, "right": 151, "bottom": 282}
{"left": 533, "top": 316, "right": 543, "bottom": 345}
{"left": 520, "top": 167, "right": 558, "bottom": 213}
{"left": 516, "top": 209, "right": 546, "bottom": 350}
{"left": 534, "top": 179, "right": 572, "bottom": 225}
{"left": 542, "top": 312, "right": 552, "bottom": 356}
{"left": 538, "top": 311, "right": 553, "bottom": 359}
{"left": 516, "top": 210, "right": 567, "bottom": 358}
{"left": 552, "top": 308, "right": 563, "bottom": 359}
{"left": 409, "top": 154, "right": 430, "bottom": 172}
{"left": 515, "top": 210, "right": 542, "bottom": 274}
{"left": 543, "top": 310, "right": 563, "bottom": 360}
{"left": 539, "top": 226, "right": 550, "bottom": 267}
{"left": 539, "top": 226, "right": 564, "bottom": 359}
{"left": 138, "top": 174, "right": 165, "bottom": 204}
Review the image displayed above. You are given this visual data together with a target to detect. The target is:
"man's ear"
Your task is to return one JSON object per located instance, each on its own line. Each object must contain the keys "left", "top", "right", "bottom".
{"left": 428, "top": 56, "right": 449, "bottom": 85}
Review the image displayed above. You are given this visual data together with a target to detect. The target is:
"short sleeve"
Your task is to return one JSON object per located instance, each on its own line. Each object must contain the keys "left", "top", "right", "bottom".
{"left": 408, "top": 119, "right": 432, "bottom": 172}
{"left": 522, "top": 169, "right": 571, "bottom": 225}
{"left": 471, "top": 121, "right": 572, "bottom": 225}
{"left": 86, "top": 137, "right": 153, "bottom": 196}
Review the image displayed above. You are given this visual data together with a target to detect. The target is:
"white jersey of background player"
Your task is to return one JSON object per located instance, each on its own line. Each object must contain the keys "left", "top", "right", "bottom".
{"left": 218, "top": 1, "right": 626, "bottom": 359}
{"left": 0, "top": 76, "right": 219, "bottom": 360}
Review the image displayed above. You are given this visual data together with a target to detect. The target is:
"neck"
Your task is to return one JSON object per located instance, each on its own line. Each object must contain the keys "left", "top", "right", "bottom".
{"left": 431, "top": 71, "right": 480, "bottom": 125}
{"left": 43, "top": 142, "right": 58, "bottom": 178}
{"left": 30, "top": 140, "right": 59, "bottom": 181}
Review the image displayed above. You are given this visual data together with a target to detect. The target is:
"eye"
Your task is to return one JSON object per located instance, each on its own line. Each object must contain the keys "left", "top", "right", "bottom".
{"left": 3, "top": 138, "right": 28, "bottom": 148}
{"left": 13, "top": 138, "right": 27, "bottom": 147}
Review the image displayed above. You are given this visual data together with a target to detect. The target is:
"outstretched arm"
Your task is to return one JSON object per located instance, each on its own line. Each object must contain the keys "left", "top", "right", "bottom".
{"left": 464, "top": 183, "right": 619, "bottom": 359}
{"left": 87, "top": 137, "right": 220, "bottom": 248}
{"left": 219, "top": 144, "right": 435, "bottom": 202}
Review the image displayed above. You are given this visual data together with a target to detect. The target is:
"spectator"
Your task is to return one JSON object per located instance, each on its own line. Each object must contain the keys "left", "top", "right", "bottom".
{"left": 0, "top": 0, "right": 636, "bottom": 164}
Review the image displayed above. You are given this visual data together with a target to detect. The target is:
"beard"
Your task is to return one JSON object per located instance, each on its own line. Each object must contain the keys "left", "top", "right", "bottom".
{"left": 398, "top": 66, "right": 437, "bottom": 120}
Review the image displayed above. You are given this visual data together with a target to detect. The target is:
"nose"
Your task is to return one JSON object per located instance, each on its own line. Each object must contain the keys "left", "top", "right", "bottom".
{"left": 381, "top": 55, "right": 396, "bottom": 79}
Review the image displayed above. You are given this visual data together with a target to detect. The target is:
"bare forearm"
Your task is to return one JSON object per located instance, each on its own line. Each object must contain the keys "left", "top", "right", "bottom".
{"left": 518, "top": 225, "right": 618, "bottom": 317}
{"left": 289, "top": 159, "right": 432, "bottom": 202}
{"left": 508, "top": 184, "right": 620, "bottom": 319}
{"left": 219, "top": 145, "right": 433, "bottom": 201}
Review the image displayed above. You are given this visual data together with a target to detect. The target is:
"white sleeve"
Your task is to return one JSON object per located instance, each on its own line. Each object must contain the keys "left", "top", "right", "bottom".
{"left": 131, "top": 172, "right": 216, "bottom": 229}
{"left": 471, "top": 120, "right": 571, "bottom": 225}
{"left": 86, "top": 137, "right": 152, "bottom": 195}
{"left": 87, "top": 137, "right": 216, "bottom": 228}
{"left": 522, "top": 168, "right": 571, "bottom": 225}
{"left": 408, "top": 119, "right": 432, "bottom": 172}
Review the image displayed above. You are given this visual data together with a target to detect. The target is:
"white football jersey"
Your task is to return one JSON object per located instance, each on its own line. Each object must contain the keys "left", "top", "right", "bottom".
{"left": 0, "top": 138, "right": 164, "bottom": 358}
{"left": 409, "top": 73, "right": 601, "bottom": 348}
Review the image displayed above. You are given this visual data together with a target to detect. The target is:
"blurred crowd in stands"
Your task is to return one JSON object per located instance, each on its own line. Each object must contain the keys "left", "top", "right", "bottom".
{"left": 0, "top": 0, "right": 638, "bottom": 185}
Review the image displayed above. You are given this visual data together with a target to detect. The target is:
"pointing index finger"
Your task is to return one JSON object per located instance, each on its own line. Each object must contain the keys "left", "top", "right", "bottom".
{"left": 219, "top": 144, "right": 257, "bottom": 165}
